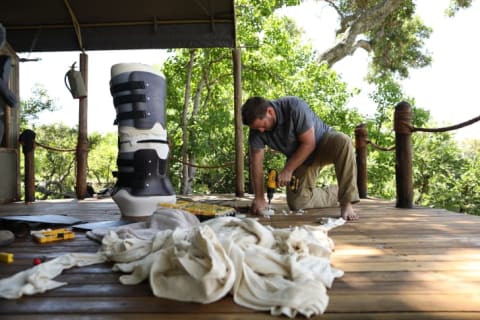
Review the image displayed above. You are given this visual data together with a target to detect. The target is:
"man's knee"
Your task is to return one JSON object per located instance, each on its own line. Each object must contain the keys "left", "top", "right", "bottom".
{"left": 287, "top": 189, "right": 311, "bottom": 211}
{"left": 336, "top": 132, "right": 354, "bottom": 153}
{"left": 287, "top": 185, "right": 339, "bottom": 210}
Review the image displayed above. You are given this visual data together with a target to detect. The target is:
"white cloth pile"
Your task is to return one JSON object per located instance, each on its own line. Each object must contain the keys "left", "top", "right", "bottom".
{"left": 0, "top": 208, "right": 344, "bottom": 318}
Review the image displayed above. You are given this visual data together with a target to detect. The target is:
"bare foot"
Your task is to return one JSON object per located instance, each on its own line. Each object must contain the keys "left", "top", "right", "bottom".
{"left": 340, "top": 202, "right": 358, "bottom": 221}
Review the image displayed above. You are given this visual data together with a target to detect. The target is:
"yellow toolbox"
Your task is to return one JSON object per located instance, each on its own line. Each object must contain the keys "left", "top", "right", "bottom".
{"left": 0, "top": 252, "right": 13, "bottom": 263}
{"left": 159, "top": 200, "right": 236, "bottom": 221}
{"left": 31, "top": 228, "right": 75, "bottom": 244}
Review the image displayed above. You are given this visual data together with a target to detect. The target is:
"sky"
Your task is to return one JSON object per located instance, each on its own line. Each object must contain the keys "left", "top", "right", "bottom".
{"left": 19, "top": 0, "right": 480, "bottom": 140}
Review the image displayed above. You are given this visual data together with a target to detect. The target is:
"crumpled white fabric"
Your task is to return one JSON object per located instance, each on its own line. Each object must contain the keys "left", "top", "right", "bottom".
{"left": 0, "top": 210, "right": 344, "bottom": 318}
{"left": 149, "top": 225, "right": 236, "bottom": 303}
{"left": 203, "top": 217, "right": 344, "bottom": 318}
{"left": 0, "top": 252, "right": 106, "bottom": 299}
{"left": 86, "top": 208, "right": 200, "bottom": 242}
{"left": 0, "top": 209, "right": 196, "bottom": 300}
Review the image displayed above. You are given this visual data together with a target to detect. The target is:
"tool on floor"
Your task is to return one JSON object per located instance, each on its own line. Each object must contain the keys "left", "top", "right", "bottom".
{"left": 159, "top": 200, "right": 236, "bottom": 221}
{"left": 0, "top": 215, "right": 83, "bottom": 237}
{"left": 0, "top": 252, "right": 13, "bottom": 263}
{"left": 31, "top": 228, "right": 75, "bottom": 244}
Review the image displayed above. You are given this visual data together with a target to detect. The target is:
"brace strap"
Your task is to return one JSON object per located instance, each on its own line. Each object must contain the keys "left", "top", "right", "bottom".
{"left": 110, "top": 81, "right": 146, "bottom": 95}
{"left": 116, "top": 149, "right": 168, "bottom": 176}
{"left": 113, "top": 94, "right": 146, "bottom": 106}
{"left": 114, "top": 110, "right": 148, "bottom": 125}
{"left": 119, "top": 139, "right": 168, "bottom": 145}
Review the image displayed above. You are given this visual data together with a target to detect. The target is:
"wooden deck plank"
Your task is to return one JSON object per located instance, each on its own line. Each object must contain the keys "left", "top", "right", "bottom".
{"left": 0, "top": 197, "right": 479, "bottom": 319}
{"left": 328, "top": 293, "right": 480, "bottom": 312}
{"left": 3, "top": 313, "right": 480, "bottom": 320}
{"left": 0, "top": 296, "right": 252, "bottom": 314}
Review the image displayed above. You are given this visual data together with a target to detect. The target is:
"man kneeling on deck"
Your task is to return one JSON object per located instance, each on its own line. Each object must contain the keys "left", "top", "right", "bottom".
{"left": 241, "top": 96, "right": 360, "bottom": 220}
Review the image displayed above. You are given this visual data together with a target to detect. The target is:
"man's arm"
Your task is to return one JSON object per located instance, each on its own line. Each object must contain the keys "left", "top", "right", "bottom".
{"left": 250, "top": 147, "right": 266, "bottom": 214}
{"left": 278, "top": 127, "right": 316, "bottom": 186}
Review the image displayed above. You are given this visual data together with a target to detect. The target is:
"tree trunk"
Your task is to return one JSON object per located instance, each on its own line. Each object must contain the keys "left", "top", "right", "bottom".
{"left": 184, "top": 65, "right": 206, "bottom": 194}
{"left": 233, "top": 48, "right": 244, "bottom": 196}
{"left": 180, "top": 49, "right": 196, "bottom": 194}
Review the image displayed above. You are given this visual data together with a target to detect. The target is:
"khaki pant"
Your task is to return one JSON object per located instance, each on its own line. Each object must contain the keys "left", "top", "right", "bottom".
{"left": 287, "top": 130, "right": 360, "bottom": 210}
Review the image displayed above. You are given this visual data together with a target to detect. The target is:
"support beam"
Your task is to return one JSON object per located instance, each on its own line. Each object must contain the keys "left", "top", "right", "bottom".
{"left": 394, "top": 101, "right": 413, "bottom": 208}
{"left": 354, "top": 123, "right": 368, "bottom": 199}
{"left": 232, "top": 48, "right": 244, "bottom": 196}
{"left": 19, "top": 129, "right": 35, "bottom": 203}
{"left": 76, "top": 52, "right": 88, "bottom": 199}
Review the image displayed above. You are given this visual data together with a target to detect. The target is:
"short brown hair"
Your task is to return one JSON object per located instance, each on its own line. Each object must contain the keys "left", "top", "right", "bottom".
{"left": 241, "top": 97, "right": 271, "bottom": 126}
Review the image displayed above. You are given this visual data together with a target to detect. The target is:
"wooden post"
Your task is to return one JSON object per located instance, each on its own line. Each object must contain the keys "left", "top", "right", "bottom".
{"left": 247, "top": 146, "right": 254, "bottom": 194}
{"left": 232, "top": 48, "right": 244, "bottom": 196}
{"left": 19, "top": 129, "right": 36, "bottom": 203}
{"left": 394, "top": 101, "right": 413, "bottom": 208}
{"left": 354, "top": 123, "right": 368, "bottom": 199}
{"left": 76, "top": 52, "right": 89, "bottom": 199}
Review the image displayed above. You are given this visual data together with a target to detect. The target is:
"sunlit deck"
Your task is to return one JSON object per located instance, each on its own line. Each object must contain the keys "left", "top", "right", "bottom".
{"left": 0, "top": 196, "right": 479, "bottom": 319}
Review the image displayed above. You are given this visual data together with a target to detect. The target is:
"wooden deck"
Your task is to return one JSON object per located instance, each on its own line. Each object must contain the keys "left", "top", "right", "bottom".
{"left": 0, "top": 196, "right": 479, "bottom": 319}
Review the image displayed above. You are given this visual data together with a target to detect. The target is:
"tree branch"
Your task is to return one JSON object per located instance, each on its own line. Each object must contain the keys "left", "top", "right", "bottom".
{"left": 318, "top": 0, "right": 405, "bottom": 66}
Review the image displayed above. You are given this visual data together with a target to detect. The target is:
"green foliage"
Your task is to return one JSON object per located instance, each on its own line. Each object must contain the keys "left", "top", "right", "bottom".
{"left": 163, "top": 47, "right": 237, "bottom": 193}
{"left": 24, "top": 125, "right": 117, "bottom": 199}
{"left": 446, "top": 0, "right": 474, "bottom": 17}
{"left": 412, "top": 131, "right": 480, "bottom": 215}
{"left": 33, "top": 124, "right": 77, "bottom": 199}
{"left": 363, "top": 75, "right": 401, "bottom": 199}
{"left": 87, "top": 132, "right": 117, "bottom": 191}
{"left": 19, "top": 85, "right": 59, "bottom": 131}
{"left": 369, "top": 1, "right": 432, "bottom": 79}
{"left": 455, "top": 154, "right": 480, "bottom": 215}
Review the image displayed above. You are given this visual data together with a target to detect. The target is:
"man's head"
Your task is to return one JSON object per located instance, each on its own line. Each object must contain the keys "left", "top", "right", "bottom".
{"left": 241, "top": 96, "right": 276, "bottom": 132}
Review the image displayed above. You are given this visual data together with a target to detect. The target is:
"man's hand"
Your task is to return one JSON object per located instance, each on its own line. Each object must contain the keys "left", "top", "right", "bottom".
{"left": 277, "top": 169, "right": 293, "bottom": 187}
{"left": 281, "top": 127, "right": 316, "bottom": 183}
{"left": 251, "top": 197, "right": 267, "bottom": 215}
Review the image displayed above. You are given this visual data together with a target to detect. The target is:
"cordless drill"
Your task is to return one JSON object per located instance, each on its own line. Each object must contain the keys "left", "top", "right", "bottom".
{"left": 266, "top": 169, "right": 278, "bottom": 211}
{"left": 266, "top": 169, "right": 299, "bottom": 211}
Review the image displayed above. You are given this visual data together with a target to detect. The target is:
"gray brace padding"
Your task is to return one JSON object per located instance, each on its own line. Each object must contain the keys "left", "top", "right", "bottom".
{"left": 110, "top": 69, "right": 166, "bottom": 129}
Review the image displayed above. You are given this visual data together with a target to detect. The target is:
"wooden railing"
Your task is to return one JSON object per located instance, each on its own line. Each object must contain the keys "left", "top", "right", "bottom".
{"left": 355, "top": 101, "right": 480, "bottom": 208}
{"left": 19, "top": 129, "right": 76, "bottom": 203}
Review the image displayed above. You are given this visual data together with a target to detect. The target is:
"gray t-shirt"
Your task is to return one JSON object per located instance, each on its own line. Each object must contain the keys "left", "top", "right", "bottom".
{"left": 248, "top": 96, "right": 331, "bottom": 165}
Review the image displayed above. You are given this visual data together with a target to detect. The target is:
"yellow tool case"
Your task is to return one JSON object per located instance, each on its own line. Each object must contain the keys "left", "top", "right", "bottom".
{"left": 31, "top": 228, "right": 75, "bottom": 244}
{"left": 159, "top": 200, "right": 236, "bottom": 221}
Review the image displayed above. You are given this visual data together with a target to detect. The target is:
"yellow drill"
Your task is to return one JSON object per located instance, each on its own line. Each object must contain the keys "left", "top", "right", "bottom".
{"left": 266, "top": 169, "right": 299, "bottom": 210}
{"left": 266, "top": 169, "right": 278, "bottom": 210}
